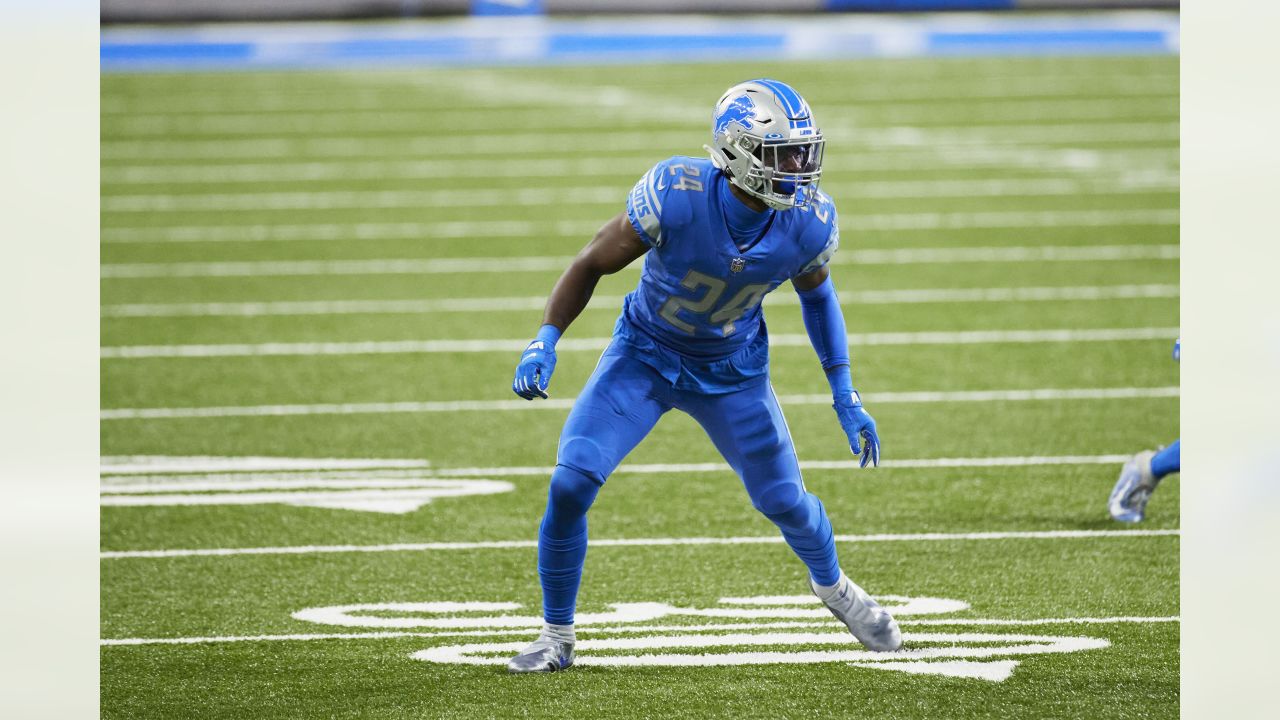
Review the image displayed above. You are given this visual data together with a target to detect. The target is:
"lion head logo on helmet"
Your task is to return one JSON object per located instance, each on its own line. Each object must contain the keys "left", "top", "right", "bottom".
{"left": 713, "top": 95, "right": 758, "bottom": 137}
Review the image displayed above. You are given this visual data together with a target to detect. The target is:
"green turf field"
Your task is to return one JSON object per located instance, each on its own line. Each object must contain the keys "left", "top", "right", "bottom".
{"left": 101, "top": 55, "right": 1179, "bottom": 718}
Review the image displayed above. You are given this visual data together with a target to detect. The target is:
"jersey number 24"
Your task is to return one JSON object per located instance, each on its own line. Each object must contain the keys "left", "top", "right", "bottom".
{"left": 659, "top": 270, "right": 769, "bottom": 336}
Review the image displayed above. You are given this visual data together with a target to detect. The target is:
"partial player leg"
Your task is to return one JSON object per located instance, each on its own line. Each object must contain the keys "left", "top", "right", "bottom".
{"left": 509, "top": 351, "right": 672, "bottom": 673}
{"left": 1109, "top": 439, "right": 1179, "bottom": 523}
{"left": 681, "top": 381, "right": 836, "bottom": 581}
{"left": 1151, "top": 440, "right": 1180, "bottom": 478}
{"left": 680, "top": 381, "right": 901, "bottom": 651}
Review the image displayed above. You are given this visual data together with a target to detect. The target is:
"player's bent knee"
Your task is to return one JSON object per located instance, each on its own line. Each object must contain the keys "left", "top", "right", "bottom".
{"left": 557, "top": 436, "right": 611, "bottom": 485}
{"left": 547, "top": 464, "right": 603, "bottom": 519}
{"left": 754, "top": 482, "right": 805, "bottom": 519}
{"left": 756, "top": 485, "right": 825, "bottom": 535}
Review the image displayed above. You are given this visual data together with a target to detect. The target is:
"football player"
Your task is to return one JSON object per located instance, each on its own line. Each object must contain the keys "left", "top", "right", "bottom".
{"left": 507, "top": 79, "right": 901, "bottom": 673}
{"left": 1108, "top": 338, "right": 1181, "bottom": 522}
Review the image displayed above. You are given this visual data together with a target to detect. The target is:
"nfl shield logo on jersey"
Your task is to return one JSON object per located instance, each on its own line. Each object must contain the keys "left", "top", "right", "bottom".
{"left": 730, "top": 257, "right": 746, "bottom": 273}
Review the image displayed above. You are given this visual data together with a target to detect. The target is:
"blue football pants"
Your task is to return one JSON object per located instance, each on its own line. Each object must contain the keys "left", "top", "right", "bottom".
{"left": 538, "top": 348, "right": 841, "bottom": 625}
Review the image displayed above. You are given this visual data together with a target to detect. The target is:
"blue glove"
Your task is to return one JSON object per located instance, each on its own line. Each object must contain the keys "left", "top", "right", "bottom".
{"left": 512, "top": 325, "right": 561, "bottom": 400}
{"left": 833, "top": 390, "right": 880, "bottom": 468}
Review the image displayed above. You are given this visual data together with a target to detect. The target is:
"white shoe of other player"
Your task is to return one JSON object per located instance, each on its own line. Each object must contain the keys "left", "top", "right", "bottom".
{"left": 1109, "top": 450, "right": 1158, "bottom": 523}
{"left": 810, "top": 573, "right": 903, "bottom": 652}
{"left": 506, "top": 634, "right": 575, "bottom": 674}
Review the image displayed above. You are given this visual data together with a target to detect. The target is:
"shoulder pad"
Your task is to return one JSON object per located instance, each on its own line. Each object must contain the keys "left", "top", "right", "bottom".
{"left": 625, "top": 156, "right": 705, "bottom": 247}
{"left": 796, "top": 192, "right": 839, "bottom": 276}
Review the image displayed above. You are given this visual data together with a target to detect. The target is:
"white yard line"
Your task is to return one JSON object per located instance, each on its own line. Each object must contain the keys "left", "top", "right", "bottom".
{"left": 102, "top": 157, "right": 659, "bottom": 185}
{"left": 99, "top": 615, "right": 1180, "bottom": 647}
{"left": 101, "top": 255, "right": 578, "bottom": 278}
{"left": 98, "top": 121, "right": 1179, "bottom": 161}
{"left": 97, "top": 131, "right": 695, "bottom": 161}
{"left": 428, "top": 454, "right": 1141, "bottom": 478}
{"left": 99, "top": 244, "right": 1179, "bottom": 279}
{"left": 101, "top": 186, "right": 623, "bottom": 213}
{"left": 102, "top": 219, "right": 603, "bottom": 243}
{"left": 100, "top": 455, "right": 431, "bottom": 474}
{"left": 99, "top": 74, "right": 1177, "bottom": 116}
{"left": 905, "top": 616, "right": 1180, "bottom": 627}
{"left": 99, "top": 386, "right": 1178, "bottom": 420}
{"left": 827, "top": 97, "right": 1177, "bottom": 124}
{"left": 100, "top": 478, "right": 495, "bottom": 494}
{"left": 99, "top": 528, "right": 1180, "bottom": 561}
{"left": 100, "top": 82, "right": 1177, "bottom": 117}
{"left": 850, "top": 243, "right": 1178, "bottom": 261}
{"left": 99, "top": 149, "right": 1178, "bottom": 185}
{"left": 96, "top": 454, "right": 1140, "bottom": 484}
{"left": 101, "top": 284, "right": 1179, "bottom": 318}
{"left": 99, "top": 177, "right": 1175, "bottom": 214}
{"left": 99, "top": 328, "right": 1180, "bottom": 361}
{"left": 104, "top": 98, "right": 1176, "bottom": 137}
{"left": 382, "top": 68, "right": 690, "bottom": 122}
{"left": 100, "top": 471, "right": 457, "bottom": 486}
{"left": 100, "top": 209, "right": 1179, "bottom": 244}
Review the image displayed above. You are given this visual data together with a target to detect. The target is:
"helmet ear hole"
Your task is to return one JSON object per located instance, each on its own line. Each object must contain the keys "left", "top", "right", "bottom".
{"left": 719, "top": 147, "right": 738, "bottom": 180}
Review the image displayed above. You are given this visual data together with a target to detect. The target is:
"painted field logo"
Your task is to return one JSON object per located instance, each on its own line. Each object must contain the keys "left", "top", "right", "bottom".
{"left": 99, "top": 456, "right": 513, "bottom": 514}
{"left": 291, "top": 595, "right": 1112, "bottom": 681}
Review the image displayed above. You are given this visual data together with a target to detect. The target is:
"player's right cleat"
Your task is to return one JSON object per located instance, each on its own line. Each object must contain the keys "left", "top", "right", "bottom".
{"left": 1109, "top": 449, "right": 1159, "bottom": 523}
{"left": 506, "top": 635, "right": 575, "bottom": 674}
{"left": 810, "top": 573, "right": 903, "bottom": 652}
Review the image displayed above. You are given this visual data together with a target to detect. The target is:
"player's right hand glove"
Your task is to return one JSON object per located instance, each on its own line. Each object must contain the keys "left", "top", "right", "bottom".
{"left": 833, "top": 390, "right": 880, "bottom": 468}
{"left": 512, "top": 334, "right": 558, "bottom": 400}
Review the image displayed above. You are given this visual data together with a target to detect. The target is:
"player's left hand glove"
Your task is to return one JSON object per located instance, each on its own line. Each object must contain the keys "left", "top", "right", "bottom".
{"left": 833, "top": 390, "right": 880, "bottom": 468}
{"left": 512, "top": 339, "right": 557, "bottom": 400}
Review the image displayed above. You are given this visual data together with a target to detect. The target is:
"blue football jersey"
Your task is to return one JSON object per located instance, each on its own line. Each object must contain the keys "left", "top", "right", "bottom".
{"left": 622, "top": 156, "right": 839, "bottom": 363}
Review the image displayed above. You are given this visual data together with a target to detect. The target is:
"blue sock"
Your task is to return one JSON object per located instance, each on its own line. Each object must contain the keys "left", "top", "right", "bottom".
{"left": 538, "top": 465, "right": 601, "bottom": 625}
{"left": 1151, "top": 440, "right": 1180, "bottom": 479}
{"left": 762, "top": 492, "right": 841, "bottom": 586}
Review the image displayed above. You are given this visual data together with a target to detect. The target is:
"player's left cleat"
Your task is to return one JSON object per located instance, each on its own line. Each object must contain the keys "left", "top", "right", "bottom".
{"left": 811, "top": 573, "right": 903, "bottom": 652}
{"left": 506, "top": 635, "right": 575, "bottom": 674}
{"left": 1108, "top": 449, "right": 1158, "bottom": 523}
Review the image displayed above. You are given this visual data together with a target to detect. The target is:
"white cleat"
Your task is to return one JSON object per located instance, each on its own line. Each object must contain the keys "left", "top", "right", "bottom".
{"left": 506, "top": 635, "right": 575, "bottom": 674}
{"left": 1109, "top": 450, "right": 1158, "bottom": 523}
{"left": 811, "top": 573, "right": 903, "bottom": 652}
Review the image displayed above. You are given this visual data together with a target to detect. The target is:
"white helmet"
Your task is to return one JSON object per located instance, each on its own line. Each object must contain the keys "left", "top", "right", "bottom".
{"left": 704, "top": 78, "right": 825, "bottom": 210}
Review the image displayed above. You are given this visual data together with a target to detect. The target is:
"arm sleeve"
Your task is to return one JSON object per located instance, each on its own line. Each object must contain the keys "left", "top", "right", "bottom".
{"left": 797, "top": 275, "right": 855, "bottom": 398}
